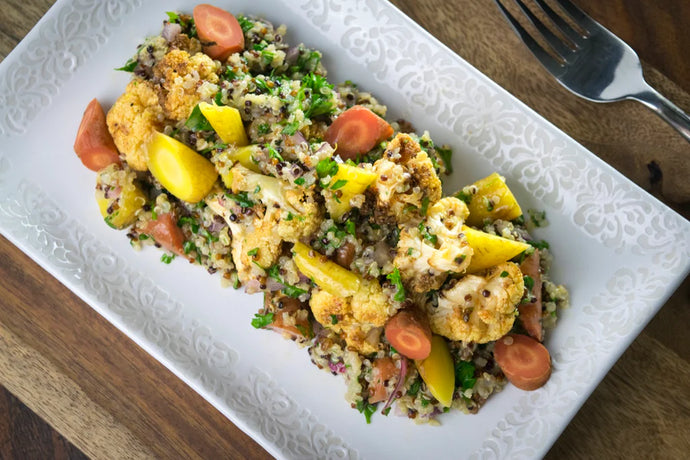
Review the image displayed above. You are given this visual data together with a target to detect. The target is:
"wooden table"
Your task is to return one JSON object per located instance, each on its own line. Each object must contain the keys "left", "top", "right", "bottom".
{"left": 1, "top": 1, "right": 688, "bottom": 458}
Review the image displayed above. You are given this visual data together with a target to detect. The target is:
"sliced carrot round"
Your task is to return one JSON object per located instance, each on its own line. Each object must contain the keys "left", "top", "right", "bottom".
{"left": 325, "top": 105, "right": 394, "bottom": 160}
{"left": 143, "top": 213, "right": 186, "bottom": 257}
{"left": 193, "top": 4, "right": 245, "bottom": 61}
{"left": 385, "top": 308, "right": 432, "bottom": 360}
{"left": 74, "top": 98, "right": 121, "bottom": 171}
{"left": 494, "top": 334, "right": 551, "bottom": 391}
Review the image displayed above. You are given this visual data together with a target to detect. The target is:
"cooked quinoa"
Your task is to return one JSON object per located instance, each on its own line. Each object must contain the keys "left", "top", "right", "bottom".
{"left": 86, "top": 6, "right": 569, "bottom": 425}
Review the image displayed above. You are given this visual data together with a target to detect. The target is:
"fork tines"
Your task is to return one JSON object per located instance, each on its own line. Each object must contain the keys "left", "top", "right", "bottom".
{"left": 494, "top": 0, "right": 592, "bottom": 71}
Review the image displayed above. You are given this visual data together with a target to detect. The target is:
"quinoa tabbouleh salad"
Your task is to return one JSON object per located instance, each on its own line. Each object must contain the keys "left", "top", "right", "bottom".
{"left": 74, "top": 4, "right": 569, "bottom": 424}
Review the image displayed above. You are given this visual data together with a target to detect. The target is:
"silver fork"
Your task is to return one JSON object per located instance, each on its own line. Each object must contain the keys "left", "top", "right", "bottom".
{"left": 494, "top": 0, "right": 690, "bottom": 142}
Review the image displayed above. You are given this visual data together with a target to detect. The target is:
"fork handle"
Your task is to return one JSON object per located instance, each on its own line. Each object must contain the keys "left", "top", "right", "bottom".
{"left": 630, "top": 87, "right": 690, "bottom": 143}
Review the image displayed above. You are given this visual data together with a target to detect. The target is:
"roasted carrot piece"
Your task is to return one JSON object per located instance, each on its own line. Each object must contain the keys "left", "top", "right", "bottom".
{"left": 143, "top": 213, "right": 186, "bottom": 256}
{"left": 494, "top": 334, "right": 551, "bottom": 391}
{"left": 193, "top": 4, "right": 245, "bottom": 61}
{"left": 369, "top": 357, "right": 398, "bottom": 403}
{"left": 325, "top": 106, "right": 394, "bottom": 160}
{"left": 385, "top": 307, "right": 432, "bottom": 360}
{"left": 519, "top": 250, "right": 543, "bottom": 341}
{"left": 74, "top": 98, "right": 121, "bottom": 171}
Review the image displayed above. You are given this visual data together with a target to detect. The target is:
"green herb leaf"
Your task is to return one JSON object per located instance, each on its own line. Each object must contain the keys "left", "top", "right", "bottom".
{"left": 247, "top": 247, "right": 259, "bottom": 257}
{"left": 528, "top": 239, "right": 550, "bottom": 250}
{"left": 500, "top": 270, "right": 509, "bottom": 278}
{"left": 436, "top": 146, "right": 453, "bottom": 174}
{"left": 281, "top": 120, "right": 300, "bottom": 135}
{"left": 185, "top": 104, "right": 213, "bottom": 132}
{"left": 355, "top": 400, "right": 377, "bottom": 424}
{"left": 161, "top": 253, "right": 175, "bottom": 264}
{"left": 115, "top": 57, "right": 138, "bottom": 72}
{"left": 345, "top": 220, "right": 356, "bottom": 236}
{"left": 330, "top": 179, "right": 348, "bottom": 190}
{"left": 523, "top": 275, "right": 535, "bottom": 292}
{"left": 226, "top": 191, "right": 255, "bottom": 208}
{"left": 386, "top": 268, "right": 406, "bottom": 302}
{"left": 258, "top": 123, "right": 271, "bottom": 135}
{"left": 420, "top": 196, "right": 430, "bottom": 216}
{"left": 455, "top": 360, "right": 477, "bottom": 391}
{"left": 251, "top": 312, "right": 274, "bottom": 329}
{"left": 236, "top": 14, "right": 254, "bottom": 34}
{"left": 183, "top": 241, "right": 196, "bottom": 255}
{"left": 455, "top": 190, "right": 472, "bottom": 205}
{"left": 418, "top": 222, "right": 438, "bottom": 245}
{"left": 407, "top": 379, "right": 421, "bottom": 397}
{"left": 330, "top": 314, "right": 338, "bottom": 325}
{"left": 316, "top": 158, "right": 339, "bottom": 178}
{"left": 294, "top": 177, "right": 306, "bottom": 186}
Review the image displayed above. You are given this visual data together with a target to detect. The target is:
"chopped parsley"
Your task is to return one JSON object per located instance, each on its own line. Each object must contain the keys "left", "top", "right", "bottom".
{"left": 436, "top": 146, "right": 453, "bottom": 174}
{"left": 420, "top": 196, "right": 430, "bottom": 216}
{"left": 251, "top": 312, "right": 274, "bottom": 329}
{"left": 386, "top": 268, "right": 406, "bottom": 302}
{"left": 185, "top": 104, "right": 213, "bottom": 131}
{"left": 300, "top": 72, "right": 335, "bottom": 119}
{"left": 183, "top": 241, "right": 196, "bottom": 255}
{"left": 226, "top": 191, "right": 255, "bottom": 209}
{"left": 330, "top": 179, "right": 348, "bottom": 190}
{"left": 407, "top": 379, "right": 421, "bottom": 397}
{"left": 455, "top": 189, "right": 472, "bottom": 205}
{"left": 104, "top": 215, "right": 117, "bottom": 229}
{"left": 266, "top": 264, "right": 307, "bottom": 298}
{"left": 418, "top": 222, "right": 438, "bottom": 245}
{"left": 247, "top": 247, "right": 259, "bottom": 257}
{"left": 528, "top": 209, "right": 548, "bottom": 227}
{"left": 523, "top": 275, "right": 535, "bottom": 292}
{"left": 500, "top": 270, "right": 509, "bottom": 278}
{"left": 330, "top": 314, "right": 338, "bottom": 325}
{"left": 455, "top": 361, "right": 477, "bottom": 391}
{"left": 178, "top": 216, "right": 200, "bottom": 233}
{"left": 294, "top": 177, "right": 306, "bottom": 186}
{"left": 281, "top": 120, "right": 300, "bottom": 135}
{"left": 316, "top": 157, "right": 339, "bottom": 178}
{"left": 160, "top": 253, "right": 175, "bottom": 264}
{"left": 165, "top": 11, "right": 196, "bottom": 37}
{"left": 115, "top": 56, "right": 138, "bottom": 72}
{"left": 355, "top": 400, "right": 377, "bottom": 424}
{"left": 528, "top": 239, "right": 550, "bottom": 250}
{"left": 267, "top": 144, "right": 284, "bottom": 162}
{"left": 345, "top": 219, "right": 356, "bottom": 236}
{"left": 236, "top": 14, "right": 254, "bottom": 34}
{"left": 258, "top": 123, "right": 271, "bottom": 135}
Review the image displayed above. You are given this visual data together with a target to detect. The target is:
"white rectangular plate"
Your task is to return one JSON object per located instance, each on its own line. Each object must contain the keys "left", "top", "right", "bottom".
{"left": 1, "top": 1, "right": 688, "bottom": 458}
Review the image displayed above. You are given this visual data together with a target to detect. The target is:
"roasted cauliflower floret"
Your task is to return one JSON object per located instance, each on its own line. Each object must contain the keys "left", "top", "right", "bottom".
{"left": 310, "top": 279, "right": 397, "bottom": 355}
{"left": 369, "top": 133, "right": 442, "bottom": 224}
{"left": 394, "top": 197, "right": 473, "bottom": 292}
{"left": 206, "top": 166, "right": 322, "bottom": 283}
{"left": 426, "top": 262, "right": 524, "bottom": 343}
{"left": 106, "top": 78, "right": 164, "bottom": 171}
{"left": 153, "top": 49, "right": 221, "bottom": 121}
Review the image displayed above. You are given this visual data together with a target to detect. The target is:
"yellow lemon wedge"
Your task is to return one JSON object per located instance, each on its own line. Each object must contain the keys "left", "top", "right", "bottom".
{"left": 198, "top": 102, "right": 249, "bottom": 146}
{"left": 415, "top": 335, "right": 455, "bottom": 407}
{"left": 292, "top": 242, "right": 361, "bottom": 297}
{"left": 462, "top": 173, "right": 523, "bottom": 227}
{"left": 462, "top": 225, "right": 530, "bottom": 272}
{"left": 326, "top": 163, "right": 378, "bottom": 220}
{"left": 147, "top": 132, "right": 218, "bottom": 203}
{"left": 96, "top": 183, "right": 147, "bottom": 229}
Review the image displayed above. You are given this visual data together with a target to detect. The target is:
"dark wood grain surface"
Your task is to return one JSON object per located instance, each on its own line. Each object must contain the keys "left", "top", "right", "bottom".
{"left": 1, "top": 1, "right": 688, "bottom": 459}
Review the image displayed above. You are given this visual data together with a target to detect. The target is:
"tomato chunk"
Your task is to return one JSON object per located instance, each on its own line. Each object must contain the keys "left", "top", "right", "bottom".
{"left": 143, "top": 213, "right": 186, "bottom": 256}
{"left": 74, "top": 98, "right": 121, "bottom": 171}
{"left": 385, "top": 307, "right": 432, "bottom": 360}
{"left": 193, "top": 4, "right": 245, "bottom": 61}
{"left": 325, "top": 106, "right": 394, "bottom": 160}
{"left": 494, "top": 334, "right": 551, "bottom": 391}
{"left": 519, "top": 251, "right": 543, "bottom": 341}
{"left": 369, "top": 357, "right": 398, "bottom": 403}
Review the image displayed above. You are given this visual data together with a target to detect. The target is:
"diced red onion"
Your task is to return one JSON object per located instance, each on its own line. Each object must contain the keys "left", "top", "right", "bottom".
{"left": 287, "top": 131, "right": 307, "bottom": 146}
{"left": 285, "top": 46, "right": 299, "bottom": 65}
{"left": 381, "top": 357, "right": 407, "bottom": 414}
{"left": 265, "top": 277, "right": 285, "bottom": 292}
{"left": 244, "top": 279, "right": 261, "bottom": 294}
{"left": 328, "top": 361, "right": 347, "bottom": 374}
{"left": 162, "top": 22, "right": 182, "bottom": 42}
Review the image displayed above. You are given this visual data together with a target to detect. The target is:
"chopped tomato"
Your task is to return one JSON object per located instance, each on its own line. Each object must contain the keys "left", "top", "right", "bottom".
{"left": 519, "top": 250, "right": 543, "bottom": 341}
{"left": 325, "top": 105, "right": 394, "bottom": 160}
{"left": 369, "top": 357, "right": 398, "bottom": 403}
{"left": 193, "top": 4, "right": 245, "bottom": 61}
{"left": 143, "top": 213, "right": 186, "bottom": 256}
{"left": 385, "top": 307, "right": 432, "bottom": 360}
{"left": 494, "top": 334, "right": 551, "bottom": 391}
{"left": 74, "top": 98, "right": 121, "bottom": 171}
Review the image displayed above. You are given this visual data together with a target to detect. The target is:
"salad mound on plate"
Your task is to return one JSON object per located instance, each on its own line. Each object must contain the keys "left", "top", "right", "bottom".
{"left": 73, "top": 4, "right": 569, "bottom": 424}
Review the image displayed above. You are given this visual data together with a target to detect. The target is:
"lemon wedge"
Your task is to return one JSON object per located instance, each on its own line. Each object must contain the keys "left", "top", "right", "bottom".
{"left": 147, "top": 132, "right": 218, "bottom": 203}
{"left": 462, "top": 225, "right": 530, "bottom": 272}
{"left": 198, "top": 102, "right": 249, "bottom": 146}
